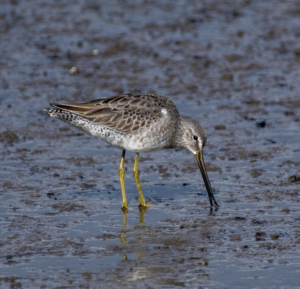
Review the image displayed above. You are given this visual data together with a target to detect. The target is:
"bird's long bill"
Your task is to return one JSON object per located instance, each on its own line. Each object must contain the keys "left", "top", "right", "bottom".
{"left": 195, "top": 151, "right": 218, "bottom": 207}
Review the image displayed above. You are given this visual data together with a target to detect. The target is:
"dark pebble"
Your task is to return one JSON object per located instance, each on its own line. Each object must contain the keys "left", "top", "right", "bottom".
{"left": 256, "top": 120, "right": 266, "bottom": 128}
{"left": 288, "top": 174, "right": 300, "bottom": 183}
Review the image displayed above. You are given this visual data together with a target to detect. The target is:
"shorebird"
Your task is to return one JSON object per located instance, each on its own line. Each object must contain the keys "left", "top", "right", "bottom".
{"left": 44, "top": 93, "right": 218, "bottom": 211}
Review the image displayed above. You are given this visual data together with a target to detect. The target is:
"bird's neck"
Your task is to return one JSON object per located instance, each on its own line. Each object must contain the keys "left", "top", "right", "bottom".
{"left": 172, "top": 117, "right": 190, "bottom": 149}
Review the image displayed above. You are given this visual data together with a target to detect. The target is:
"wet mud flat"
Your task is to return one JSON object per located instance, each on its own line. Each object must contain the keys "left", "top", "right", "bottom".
{"left": 1, "top": 0, "right": 300, "bottom": 288}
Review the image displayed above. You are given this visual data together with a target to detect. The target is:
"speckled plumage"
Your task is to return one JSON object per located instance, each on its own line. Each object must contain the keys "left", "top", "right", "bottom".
{"left": 45, "top": 93, "right": 182, "bottom": 152}
{"left": 44, "top": 93, "right": 218, "bottom": 208}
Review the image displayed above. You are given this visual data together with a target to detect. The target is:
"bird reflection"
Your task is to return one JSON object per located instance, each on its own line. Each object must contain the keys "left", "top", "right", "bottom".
{"left": 121, "top": 207, "right": 149, "bottom": 260}
{"left": 209, "top": 206, "right": 218, "bottom": 216}
{"left": 122, "top": 206, "right": 150, "bottom": 229}
{"left": 123, "top": 253, "right": 143, "bottom": 260}
{"left": 138, "top": 206, "right": 149, "bottom": 223}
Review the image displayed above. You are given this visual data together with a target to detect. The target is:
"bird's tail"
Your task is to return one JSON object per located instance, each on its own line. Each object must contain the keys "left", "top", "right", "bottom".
{"left": 43, "top": 108, "right": 57, "bottom": 117}
{"left": 43, "top": 105, "right": 76, "bottom": 122}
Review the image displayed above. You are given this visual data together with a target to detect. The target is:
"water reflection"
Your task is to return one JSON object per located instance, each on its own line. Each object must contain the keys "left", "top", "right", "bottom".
{"left": 122, "top": 206, "right": 150, "bottom": 229}
{"left": 123, "top": 253, "right": 143, "bottom": 261}
{"left": 121, "top": 207, "right": 150, "bottom": 260}
{"left": 125, "top": 266, "right": 173, "bottom": 282}
{"left": 138, "top": 206, "right": 149, "bottom": 223}
{"left": 209, "top": 206, "right": 218, "bottom": 216}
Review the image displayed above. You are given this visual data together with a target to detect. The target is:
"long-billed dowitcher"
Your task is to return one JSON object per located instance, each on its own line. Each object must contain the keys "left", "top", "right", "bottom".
{"left": 44, "top": 93, "right": 218, "bottom": 210}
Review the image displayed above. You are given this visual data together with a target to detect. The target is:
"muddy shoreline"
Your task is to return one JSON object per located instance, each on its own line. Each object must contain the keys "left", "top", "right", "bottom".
{"left": 1, "top": 0, "right": 300, "bottom": 288}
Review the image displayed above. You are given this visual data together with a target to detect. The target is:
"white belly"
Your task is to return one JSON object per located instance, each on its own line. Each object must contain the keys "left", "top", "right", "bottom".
{"left": 64, "top": 114, "right": 170, "bottom": 153}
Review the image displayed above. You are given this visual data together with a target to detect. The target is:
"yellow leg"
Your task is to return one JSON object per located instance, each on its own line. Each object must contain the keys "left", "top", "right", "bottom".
{"left": 119, "top": 150, "right": 129, "bottom": 211}
{"left": 133, "top": 153, "right": 151, "bottom": 208}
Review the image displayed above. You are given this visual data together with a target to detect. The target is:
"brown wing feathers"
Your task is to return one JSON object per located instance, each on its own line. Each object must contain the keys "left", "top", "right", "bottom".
{"left": 50, "top": 94, "right": 164, "bottom": 134}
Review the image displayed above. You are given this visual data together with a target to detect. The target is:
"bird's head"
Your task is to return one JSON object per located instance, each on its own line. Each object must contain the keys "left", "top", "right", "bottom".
{"left": 177, "top": 118, "right": 218, "bottom": 207}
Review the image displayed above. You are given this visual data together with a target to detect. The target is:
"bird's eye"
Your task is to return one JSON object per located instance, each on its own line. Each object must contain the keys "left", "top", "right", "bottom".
{"left": 193, "top": 135, "right": 198, "bottom": 141}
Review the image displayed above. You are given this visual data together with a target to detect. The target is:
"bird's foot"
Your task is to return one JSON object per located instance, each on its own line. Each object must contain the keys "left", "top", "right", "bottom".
{"left": 138, "top": 203, "right": 152, "bottom": 208}
{"left": 121, "top": 202, "right": 129, "bottom": 214}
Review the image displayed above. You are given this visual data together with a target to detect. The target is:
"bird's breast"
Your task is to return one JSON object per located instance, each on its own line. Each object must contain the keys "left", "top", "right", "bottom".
{"left": 119, "top": 114, "right": 177, "bottom": 152}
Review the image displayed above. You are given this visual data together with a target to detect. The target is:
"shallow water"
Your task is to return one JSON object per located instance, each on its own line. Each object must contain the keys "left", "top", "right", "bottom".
{"left": 1, "top": 0, "right": 300, "bottom": 288}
